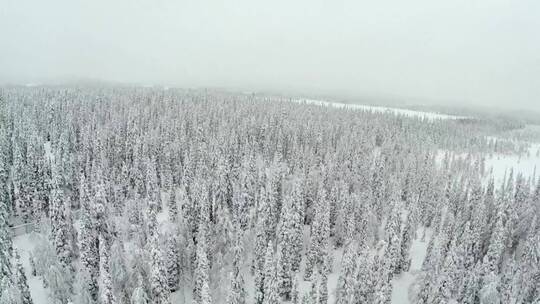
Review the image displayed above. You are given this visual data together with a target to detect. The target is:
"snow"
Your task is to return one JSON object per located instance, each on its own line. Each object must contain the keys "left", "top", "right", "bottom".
{"left": 292, "top": 98, "right": 466, "bottom": 121}
{"left": 13, "top": 233, "right": 49, "bottom": 304}
{"left": 391, "top": 228, "right": 431, "bottom": 304}
{"left": 485, "top": 142, "right": 540, "bottom": 184}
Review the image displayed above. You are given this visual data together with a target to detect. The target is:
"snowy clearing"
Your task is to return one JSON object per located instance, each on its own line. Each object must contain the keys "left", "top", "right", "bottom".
{"left": 291, "top": 98, "right": 467, "bottom": 121}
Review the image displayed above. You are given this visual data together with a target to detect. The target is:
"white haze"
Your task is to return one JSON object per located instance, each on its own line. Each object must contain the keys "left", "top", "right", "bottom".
{"left": 1, "top": 0, "right": 539, "bottom": 111}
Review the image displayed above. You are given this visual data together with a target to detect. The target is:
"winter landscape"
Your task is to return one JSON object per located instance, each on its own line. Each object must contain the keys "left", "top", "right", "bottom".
{"left": 1, "top": 88, "right": 539, "bottom": 304}
{"left": 2, "top": 1, "right": 540, "bottom": 304}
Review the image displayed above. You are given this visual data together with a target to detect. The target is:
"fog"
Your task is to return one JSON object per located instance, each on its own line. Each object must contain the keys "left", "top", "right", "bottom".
{"left": 1, "top": 0, "right": 539, "bottom": 111}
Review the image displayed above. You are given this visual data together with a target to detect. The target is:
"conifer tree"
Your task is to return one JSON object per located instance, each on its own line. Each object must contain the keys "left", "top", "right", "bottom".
{"left": 482, "top": 208, "right": 507, "bottom": 274}
{"left": 276, "top": 242, "right": 292, "bottom": 300}
{"left": 253, "top": 220, "right": 267, "bottom": 304}
{"left": 99, "top": 234, "right": 117, "bottom": 304}
{"left": 262, "top": 243, "right": 278, "bottom": 304}
{"left": 0, "top": 189, "right": 12, "bottom": 282}
{"left": 73, "top": 269, "right": 94, "bottom": 304}
{"left": 110, "top": 239, "right": 128, "bottom": 302}
{"left": 131, "top": 287, "right": 149, "bottom": 304}
{"left": 129, "top": 274, "right": 151, "bottom": 304}
{"left": 354, "top": 248, "right": 376, "bottom": 303}
{"left": 50, "top": 186, "right": 74, "bottom": 268}
{"left": 335, "top": 244, "right": 356, "bottom": 304}
{"left": 290, "top": 272, "right": 300, "bottom": 304}
{"left": 227, "top": 233, "right": 246, "bottom": 304}
{"left": 149, "top": 235, "right": 170, "bottom": 304}
{"left": 79, "top": 175, "right": 99, "bottom": 303}
{"left": 304, "top": 187, "right": 330, "bottom": 280}
{"left": 194, "top": 201, "right": 211, "bottom": 304}
{"left": 165, "top": 232, "right": 180, "bottom": 292}
{"left": 168, "top": 189, "right": 178, "bottom": 223}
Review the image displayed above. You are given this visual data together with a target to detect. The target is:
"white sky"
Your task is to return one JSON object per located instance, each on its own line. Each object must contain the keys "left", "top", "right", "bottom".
{"left": 1, "top": 0, "right": 539, "bottom": 110}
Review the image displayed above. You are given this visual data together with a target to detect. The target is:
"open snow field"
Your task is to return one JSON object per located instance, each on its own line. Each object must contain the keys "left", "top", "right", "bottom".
{"left": 486, "top": 142, "right": 540, "bottom": 184}
{"left": 13, "top": 234, "right": 48, "bottom": 304}
{"left": 292, "top": 98, "right": 466, "bottom": 121}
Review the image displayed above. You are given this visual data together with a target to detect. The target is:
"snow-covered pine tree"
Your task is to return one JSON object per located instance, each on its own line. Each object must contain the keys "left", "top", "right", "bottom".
{"left": 78, "top": 174, "right": 99, "bottom": 303}
{"left": 226, "top": 270, "right": 246, "bottom": 304}
{"left": 304, "top": 186, "right": 330, "bottom": 281}
{"left": 131, "top": 288, "right": 149, "bottom": 304}
{"left": 253, "top": 220, "right": 267, "bottom": 304}
{"left": 261, "top": 242, "right": 278, "bottom": 304}
{"left": 458, "top": 263, "right": 481, "bottom": 304}
{"left": 50, "top": 185, "right": 74, "bottom": 268}
{"left": 273, "top": 179, "right": 304, "bottom": 300}
{"left": 276, "top": 241, "right": 292, "bottom": 300}
{"left": 73, "top": 269, "right": 94, "bottom": 304}
{"left": 0, "top": 188, "right": 12, "bottom": 282}
{"left": 99, "top": 234, "right": 117, "bottom": 304}
{"left": 131, "top": 275, "right": 149, "bottom": 304}
{"left": 110, "top": 239, "right": 128, "bottom": 303}
{"left": 317, "top": 269, "right": 328, "bottom": 304}
{"left": 145, "top": 158, "right": 161, "bottom": 210}
{"left": 335, "top": 244, "right": 356, "bottom": 304}
{"left": 479, "top": 272, "right": 501, "bottom": 304}
{"left": 147, "top": 200, "right": 159, "bottom": 241}
{"left": 287, "top": 179, "right": 304, "bottom": 272}
{"left": 165, "top": 231, "right": 180, "bottom": 292}
{"left": 373, "top": 255, "right": 392, "bottom": 304}
{"left": 194, "top": 200, "right": 212, "bottom": 304}
{"left": 383, "top": 202, "right": 403, "bottom": 275}
{"left": 168, "top": 189, "right": 178, "bottom": 224}
{"left": 354, "top": 247, "right": 376, "bottom": 303}
{"left": 227, "top": 232, "right": 246, "bottom": 304}
{"left": 251, "top": 219, "right": 268, "bottom": 280}
{"left": 290, "top": 272, "right": 300, "bottom": 304}
{"left": 149, "top": 235, "right": 170, "bottom": 304}
{"left": 399, "top": 212, "right": 414, "bottom": 273}
{"left": 482, "top": 207, "right": 507, "bottom": 275}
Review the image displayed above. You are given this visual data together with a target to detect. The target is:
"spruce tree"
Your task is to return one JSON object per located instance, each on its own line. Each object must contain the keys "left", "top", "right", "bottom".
{"left": 354, "top": 248, "right": 375, "bottom": 303}
{"left": 149, "top": 235, "right": 170, "bottom": 304}
{"left": 168, "top": 189, "right": 178, "bottom": 223}
{"left": 335, "top": 244, "right": 356, "bottom": 304}
{"left": 304, "top": 187, "right": 329, "bottom": 281}
{"left": 79, "top": 176, "right": 99, "bottom": 303}
{"left": 0, "top": 189, "right": 12, "bottom": 282}
{"left": 276, "top": 242, "right": 292, "bottom": 300}
{"left": 99, "top": 234, "right": 117, "bottom": 304}
{"left": 110, "top": 239, "right": 128, "bottom": 302}
{"left": 50, "top": 186, "right": 74, "bottom": 268}
{"left": 290, "top": 272, "right": 300, "bottom": 304}
{"left": 165, "top": 232, "right": 180, "bottom": 292}
{"left": 262, "top": 243, "right": 278, "bottom": 304}
{"left": 131, "top": 286, "right": 149, "bottom": 304}
{"left": 194, "top": 201, "right": 211, "bottom": 304}
{"left": 227, "top": 234, "right": 246, "bottom": 304}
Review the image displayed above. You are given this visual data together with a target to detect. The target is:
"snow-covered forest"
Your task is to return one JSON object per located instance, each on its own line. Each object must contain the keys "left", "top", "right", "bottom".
{"left": 1, "top": 87, "right": 539, "bottom": 304}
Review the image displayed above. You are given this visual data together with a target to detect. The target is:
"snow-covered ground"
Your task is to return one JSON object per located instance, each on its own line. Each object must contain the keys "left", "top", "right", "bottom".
{"left": 485, "top": 142, "right": 540, "bottom": 184}
{"left": 291, "top": 98, "right": 466, "bottom": 121}
{"left": 13, "top": 234, "right": 49, "bottom": 304}
{"left": 391, "top": 229, "right": 431, "bottom": 304}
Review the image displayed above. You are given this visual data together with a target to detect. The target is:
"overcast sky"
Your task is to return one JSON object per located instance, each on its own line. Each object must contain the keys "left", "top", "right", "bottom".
{"left": 1, "top": 0, "right": 539, "bottom": 110}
